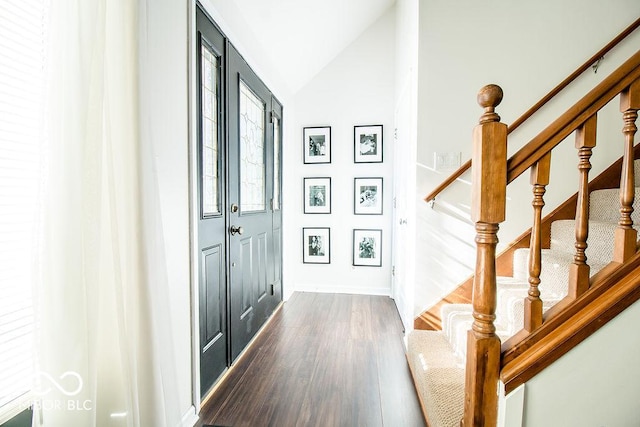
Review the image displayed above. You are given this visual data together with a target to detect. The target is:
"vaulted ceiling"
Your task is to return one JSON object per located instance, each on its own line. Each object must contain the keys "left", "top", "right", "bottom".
{"left": 232, "top": 0, "right": 396, "bottom": 94}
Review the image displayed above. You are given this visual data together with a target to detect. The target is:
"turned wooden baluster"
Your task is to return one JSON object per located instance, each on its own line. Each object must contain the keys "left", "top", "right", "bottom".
{"left": 463, "top": 84, "right": 506, "bottom": 427}
{"left": 524, "top": 153, "right": 551, "bottom": 331}
{"left": 614, "top": 79, "right": 640, "bottom": 262}
{"left": 568, "top": 114, "right": 597, "bottom": 299}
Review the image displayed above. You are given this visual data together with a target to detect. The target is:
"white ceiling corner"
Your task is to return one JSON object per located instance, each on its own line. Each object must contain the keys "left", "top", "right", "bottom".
{"left": 233, "top": 0, "right": 396, "bottom": 94}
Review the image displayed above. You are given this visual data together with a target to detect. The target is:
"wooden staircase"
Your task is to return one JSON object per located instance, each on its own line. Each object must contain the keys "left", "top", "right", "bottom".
{"left": 406, "top": 22, "right": 640, "bottom": 427}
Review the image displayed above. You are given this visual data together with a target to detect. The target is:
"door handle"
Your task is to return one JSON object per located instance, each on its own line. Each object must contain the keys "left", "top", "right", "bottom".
{"left": 230, "top": 225, "right": 244, "bottom": 236}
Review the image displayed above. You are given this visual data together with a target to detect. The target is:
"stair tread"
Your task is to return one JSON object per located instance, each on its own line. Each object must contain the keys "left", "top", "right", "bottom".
{"left": 550, "top": 219, "right": 640, "bottom": 264}
{"left": 407, "top": 331, "right": 464, "bottom": 427}
{"left": 589, "top": 187, "right": 640, "bottom": 223}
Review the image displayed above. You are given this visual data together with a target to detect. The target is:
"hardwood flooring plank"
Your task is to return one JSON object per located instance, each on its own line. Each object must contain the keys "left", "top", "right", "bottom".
{"left": 198, "top": 303, "right": 287, "bottom": 422}
{"left": 296, "top": 294, "right": 351, "bottom": 426}
{"left": 347, "top": 339, "right": 384, "bottom": 426}
{"left": 373, "top": 297, "right": 426, "bottom": 427}
{"left": 208, "top": 343, "right": 277, "bottom": 425}
{"left": 377, "top": 332, "right": 426, "bottom": 426}
{"left": 252, "top": 331, "right": 317, "bottom": 425}
{"left": 349, "top": 294, "right": 375, "bottom": 341}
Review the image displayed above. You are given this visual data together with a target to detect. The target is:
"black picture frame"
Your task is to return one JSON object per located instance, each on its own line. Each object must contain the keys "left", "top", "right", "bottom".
{"left": 303, "top": 227, "right": 331, "bottom": 264}
{"left": 304, "top": 177, "right": 331, "bottom": 214}
{"left": 303, "top": 126, "right": 331, "bottom": 164}
{"left": 353, "top": 229, "right": 382, "bottom": 267}
{"left": 354, "top": 124, "right": 383, "bottom": 163}
{"left": 354, "top": 177, "right": 383, "bottom": 215}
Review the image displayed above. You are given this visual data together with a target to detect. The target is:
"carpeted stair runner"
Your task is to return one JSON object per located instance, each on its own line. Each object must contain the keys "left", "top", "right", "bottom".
{"left": 406, "top": 160, "right": 640, "bottom": 427}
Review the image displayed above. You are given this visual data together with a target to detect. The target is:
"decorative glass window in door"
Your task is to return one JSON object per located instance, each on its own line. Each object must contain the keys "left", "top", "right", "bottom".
{"left": 239, "top": 81, "right": 266, "bottom": 212}
{"left": 201, "top": 43, "right": 220, "bottom": 216}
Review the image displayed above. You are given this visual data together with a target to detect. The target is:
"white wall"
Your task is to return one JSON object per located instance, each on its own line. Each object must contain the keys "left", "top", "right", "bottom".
{"left": 414, "top": 0, "right": 640, "bottom": 313}
{"left": 288, "top": 7, "right": 396, "bottom": 296}
{"left": 394, "top": 0, "right": 419, "bottom": 103}
{"left": 138, "top": 0, "right": 194, "bottom": 424}
{"left": 499, "top": 298, "right": 640, "bottom": 426}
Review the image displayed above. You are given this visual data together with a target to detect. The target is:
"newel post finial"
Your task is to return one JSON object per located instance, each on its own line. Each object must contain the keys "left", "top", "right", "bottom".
{"left": 477, "top": 84, "right": 503, "bottom": 124}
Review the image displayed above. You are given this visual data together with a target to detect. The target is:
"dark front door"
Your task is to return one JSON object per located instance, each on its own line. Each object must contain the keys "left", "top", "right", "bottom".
{"left": 196, "top": 8, "right": 227, "bottom": 396}
{"left": 196, "top": 6, "right": 284, "bottom": 398}
{"left": 227, "top": 44, "right": 282, "bottom": 360}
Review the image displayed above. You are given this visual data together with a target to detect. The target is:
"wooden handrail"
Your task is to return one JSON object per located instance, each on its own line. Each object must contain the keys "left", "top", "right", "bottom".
{"left": 424, "top": 17, "right": 640, "bottom": 203}
{"left": 510, "top": 17, "right": 640, "bottom": 132}
{"left": 507, "top": 50, "right": 640, "bottom": 183}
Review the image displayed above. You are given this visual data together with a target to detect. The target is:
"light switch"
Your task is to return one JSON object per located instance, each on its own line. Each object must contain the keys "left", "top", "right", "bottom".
{"left": 434, "top": 152, "right": 461, "bottom": 171}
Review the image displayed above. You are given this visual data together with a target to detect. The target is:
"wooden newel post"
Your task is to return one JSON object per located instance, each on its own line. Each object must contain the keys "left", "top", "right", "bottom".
{"left": 463, "top": 84, "right": 507, "bottom": 427}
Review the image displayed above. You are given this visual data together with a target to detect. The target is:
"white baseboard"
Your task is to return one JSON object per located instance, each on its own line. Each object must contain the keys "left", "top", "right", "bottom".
{"left": 294, "top": 284, "right": 391, "bottom": 296}
{"left": 180, "top": 406, "right": 199, "bottom": 427}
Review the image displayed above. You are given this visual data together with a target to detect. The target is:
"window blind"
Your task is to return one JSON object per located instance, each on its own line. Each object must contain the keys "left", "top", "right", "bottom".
{"left": 0, "top": 0, "right": 48, "bottom": 421}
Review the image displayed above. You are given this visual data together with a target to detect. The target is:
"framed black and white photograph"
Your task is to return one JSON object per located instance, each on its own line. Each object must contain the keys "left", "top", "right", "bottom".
{"left": 353, "top": 229, "right": 382, "bottom": 267}
{"left": 303, "top": 126, "right": 331, "bottom": 164}
{"left": 303, "top": 227, "right": 330, "bottom": 264}
{"left": 354, "top": 124, "right": 383, "bottom": 163}
{"left": 354, "top": 177, "right": 383, "bottom": 215}
{"left": 304, "top": 177, "right": 331, "bottom": 214}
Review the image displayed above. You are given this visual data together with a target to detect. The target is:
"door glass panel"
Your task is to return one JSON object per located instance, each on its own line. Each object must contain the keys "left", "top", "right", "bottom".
{"left": 201, "top": 43, "right": 220, "bottom": 216}
{"left": 273, "top": 116, "right": 281, "bottom": 210}
{"left": 239, "top": 81, "right": 266, "bottom": 212}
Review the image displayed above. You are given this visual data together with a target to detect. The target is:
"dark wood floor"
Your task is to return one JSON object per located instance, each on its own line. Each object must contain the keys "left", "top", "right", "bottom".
{"left": 197, "top": 292, "right": 425, "bottom": 427}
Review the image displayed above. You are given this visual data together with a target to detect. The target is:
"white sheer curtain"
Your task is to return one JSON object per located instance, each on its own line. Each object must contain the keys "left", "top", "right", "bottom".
{"left": 35, "top": 0, "right": 182, "bottom": 425}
